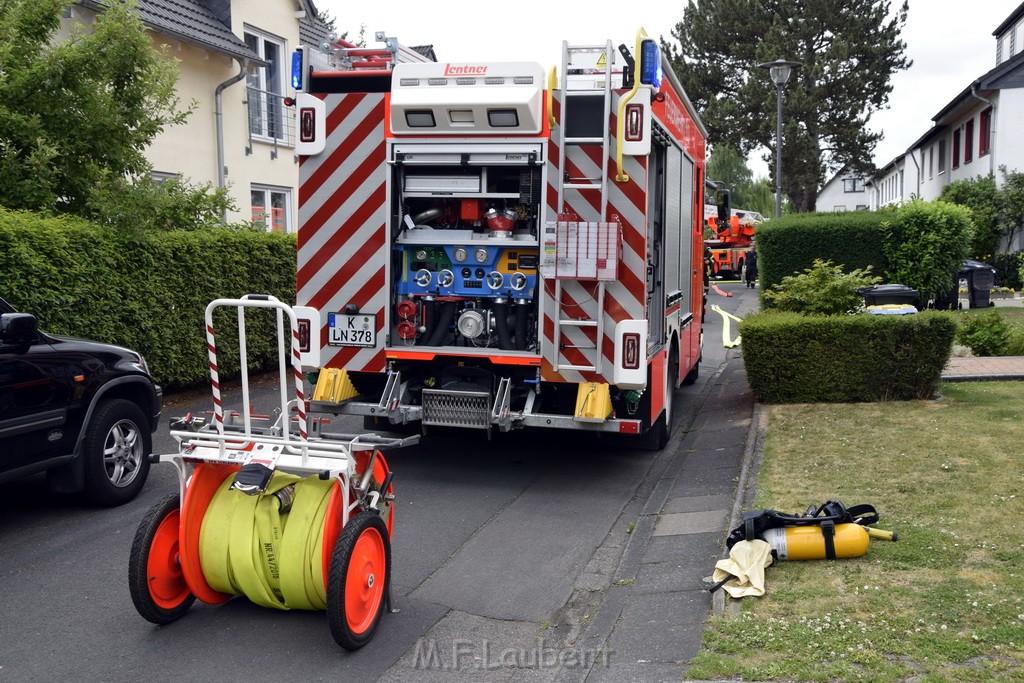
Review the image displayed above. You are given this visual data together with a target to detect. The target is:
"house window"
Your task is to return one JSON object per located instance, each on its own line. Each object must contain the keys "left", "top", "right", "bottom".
{"left": 834, "top": 205, "right": 847, "bottom": 212}
{"left": 980, "top": 107, "right": 992, "bottom": 156}
{"left": 964, "top": 119, "right": 974, "bottom": 164}
{"left": 245, "top": 29, "right": 288, "bottom": 142}
{"left": 952, "top": 128, "right": 960, "bottom": 169}
{"left": 251, "top": 185, "right": 292, "bottom": 232}
{"left": 843, "top": 177, "right": 864, "bottom": 193}
{"left": 151, "top": 171, "right": 180, "bottom": 185}
{"left": 928, "top": 147, "right": 933, "bottom": 178}
{"left": 855, "top": 204, "right": 868, "bottom": 211}
{"left": 938, "top": 139, "right": 947, "bottom": 173}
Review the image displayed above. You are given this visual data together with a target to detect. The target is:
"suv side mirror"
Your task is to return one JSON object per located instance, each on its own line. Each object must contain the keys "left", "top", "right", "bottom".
{"left": 0, "top": 313, "right": 39, "bottom": 345}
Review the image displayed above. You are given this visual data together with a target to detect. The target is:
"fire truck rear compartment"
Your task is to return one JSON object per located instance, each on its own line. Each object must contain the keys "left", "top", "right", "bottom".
{"left": 388, "top": 156, "right": 543, "bottom": 353}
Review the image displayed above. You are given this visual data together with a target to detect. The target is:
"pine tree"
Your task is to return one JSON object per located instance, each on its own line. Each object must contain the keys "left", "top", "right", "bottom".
{"left": 665, "top": 0, "right": 910, "bottom": 212}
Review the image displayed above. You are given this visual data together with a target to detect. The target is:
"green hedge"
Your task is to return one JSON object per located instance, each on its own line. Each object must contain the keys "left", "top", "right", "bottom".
{"left": 756, "top": 212, "right": 890, "bottom": 298}
{"left": 0, "top": 208, "right": 296, "bottom": 389}
{"left": 740, "top": 311, "right": 956, "bottom": 403}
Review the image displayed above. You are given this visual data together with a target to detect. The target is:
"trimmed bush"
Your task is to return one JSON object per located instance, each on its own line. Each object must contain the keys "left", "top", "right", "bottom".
{"left": 756, "top": 212, "right": 889, "bottom": 302}
{"left": 0, "top": 208, "right": 296, "bottom": 389}
{"left": 882, "top": 199, "right": 974, "bottom": 301}
{"left": 741, "top": 311, "right": 956, "bottom": 403}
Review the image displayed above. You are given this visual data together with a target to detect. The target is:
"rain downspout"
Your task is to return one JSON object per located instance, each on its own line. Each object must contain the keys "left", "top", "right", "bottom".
{"left": 908, "top": 146, "right": 921, "bottom": 198}
{"left": 216, "top": 57, "right": 250, "bottom": 223}
{"left": 971, "top": 83, "right": 996, "bottom": 176}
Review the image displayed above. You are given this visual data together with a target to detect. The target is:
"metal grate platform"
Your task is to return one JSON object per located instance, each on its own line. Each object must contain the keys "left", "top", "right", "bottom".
{"left": 422, "top": 389, "right": 491, "bottom": 429}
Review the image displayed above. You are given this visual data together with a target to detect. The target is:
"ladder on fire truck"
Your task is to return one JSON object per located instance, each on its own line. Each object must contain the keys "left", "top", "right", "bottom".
{"left": 552, "top": 40, "right": 616, "bottom": 374}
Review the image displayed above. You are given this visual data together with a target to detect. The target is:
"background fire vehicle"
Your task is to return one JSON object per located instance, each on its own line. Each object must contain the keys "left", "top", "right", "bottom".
{"left": 703, "top": 190, "right": 764, "bottom": 280}
{"left": 291, "top": 30, "right": 709, "bottom": 448}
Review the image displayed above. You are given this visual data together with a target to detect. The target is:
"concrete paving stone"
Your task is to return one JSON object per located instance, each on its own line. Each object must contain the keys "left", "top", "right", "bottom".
{"left": 670, "top": 466, "right": 741, "bottom": 497}
{"left": 575, "top": 571, "right": 611, "bottom": 592}
{"left": 607, "top": 591, "right": 710, "bottom": 663}
{"left": 583, "top": 661, "right": 686, "bottom": 682}
{"left": 691, "top": 411, "right": 752, "bottom": 435}
{"left": 634, "top": 559, "right": 714, "bottom": 593}
{"left": 661, "top": 493, "right": 733, "bottom": 514}
{"left": 683, "top": 442, "right": 746, "bottom": 470}
{"left": 640, "top": 531, "right": 723, "bottom": 565}
{"left": 652, "top": 509, "right": 728, "bottom": 537}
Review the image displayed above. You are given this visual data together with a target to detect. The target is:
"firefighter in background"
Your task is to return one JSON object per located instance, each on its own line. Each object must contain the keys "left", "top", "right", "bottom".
{"left": 745, "top": 244, "right": 758, "bottom": 288}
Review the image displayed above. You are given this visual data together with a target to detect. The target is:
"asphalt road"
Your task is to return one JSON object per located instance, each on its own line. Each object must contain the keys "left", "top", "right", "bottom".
{"left": 0, "top": 281, "right": 750, "bottom": 682}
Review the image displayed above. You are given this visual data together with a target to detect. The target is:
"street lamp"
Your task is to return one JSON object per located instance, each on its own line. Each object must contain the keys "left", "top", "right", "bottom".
{"left": 758, "top": 59, "right": 801, "bottom": 218}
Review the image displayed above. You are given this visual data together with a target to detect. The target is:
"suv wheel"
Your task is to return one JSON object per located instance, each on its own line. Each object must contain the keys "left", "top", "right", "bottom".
{"left": 82, "top": 399, "right": 151, "bottom": 506}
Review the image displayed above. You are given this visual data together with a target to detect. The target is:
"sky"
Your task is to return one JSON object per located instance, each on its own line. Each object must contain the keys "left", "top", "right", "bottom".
{"left": 318, "top": 0, "right": 1021, "bottom": 178}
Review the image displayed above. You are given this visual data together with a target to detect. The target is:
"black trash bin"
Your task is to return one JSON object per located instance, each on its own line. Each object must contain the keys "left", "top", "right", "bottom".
{"left": 856, "top": 284, "right": 920, "bottom": 306}
{"left": 960, "top": 260, "right": 996, "bottom": 308}
{"left": 931, "top": 281, "right": 960, "bottom": 310}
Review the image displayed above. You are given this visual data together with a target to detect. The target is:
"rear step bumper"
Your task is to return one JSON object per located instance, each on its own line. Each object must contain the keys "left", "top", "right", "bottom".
{"left": 309, "top": 397, "right": 643, "bottom": 434}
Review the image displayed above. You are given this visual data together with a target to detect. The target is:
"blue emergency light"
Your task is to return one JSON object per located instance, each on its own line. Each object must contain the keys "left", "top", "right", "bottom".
{"left": 639, "top": 39, "right": 662, "bottom": 87}
{"left": 291, "top": 48, "right": 304, "bottom": 90}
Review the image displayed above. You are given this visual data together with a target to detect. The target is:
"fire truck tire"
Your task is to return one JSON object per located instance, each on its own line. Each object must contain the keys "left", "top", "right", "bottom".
{"left": 129, "top": 494, "right": 196, "bottom": 625}
{"left": 327, "top": 510, "right": 391, "bottom": 650}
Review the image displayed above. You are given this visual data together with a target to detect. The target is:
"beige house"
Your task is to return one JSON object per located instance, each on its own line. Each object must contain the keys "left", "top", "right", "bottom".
{"left": 64, "top": 0, "right": 330, "bottom": 231}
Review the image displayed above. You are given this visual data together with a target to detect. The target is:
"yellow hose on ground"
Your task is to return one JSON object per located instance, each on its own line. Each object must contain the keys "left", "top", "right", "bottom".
{"left": 199, "top": 472, "right": 336, "bottom": 611}
{"left": 711, "top": 304, "right": 743, "bottom": 348}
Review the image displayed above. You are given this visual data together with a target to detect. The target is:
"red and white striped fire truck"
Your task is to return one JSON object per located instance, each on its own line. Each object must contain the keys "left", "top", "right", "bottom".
{"left": 291, "top": 30, "right": 709, "bottom": 448}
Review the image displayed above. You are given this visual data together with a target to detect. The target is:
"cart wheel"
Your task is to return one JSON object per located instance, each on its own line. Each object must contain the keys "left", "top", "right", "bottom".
{"left": 327, "top": 510, "right": 391, "bottom": 650}
{"left": 129, "top": 494, "right": 196, "bottom": 625}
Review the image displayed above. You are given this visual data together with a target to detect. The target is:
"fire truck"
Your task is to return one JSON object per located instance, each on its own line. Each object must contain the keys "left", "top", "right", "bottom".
{"left": 290, "top": 30, "right": 709, "bottom": 449}
{"left": 704, "top": 200, "right": 764, "bottom": 280}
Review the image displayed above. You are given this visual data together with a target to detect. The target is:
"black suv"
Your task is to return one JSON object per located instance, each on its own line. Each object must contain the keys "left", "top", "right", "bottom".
{"left": 0, "top": 296, "right": 162, "bottom": 505}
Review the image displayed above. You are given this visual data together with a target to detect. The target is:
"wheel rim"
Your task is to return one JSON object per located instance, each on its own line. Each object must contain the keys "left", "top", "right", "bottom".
{"left": 345, "top": 526, "right": 386, "bottom": 634}
{"left": 146, "top": 509, "right": 191, "bottom": 609}
{"left": 103, "top": 419, "right": 143, "bottom": 488}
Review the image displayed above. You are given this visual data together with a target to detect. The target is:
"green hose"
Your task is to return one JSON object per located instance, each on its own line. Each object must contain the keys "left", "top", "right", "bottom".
{"left": 199, "top": 472, "right": 336, "bottom": 610}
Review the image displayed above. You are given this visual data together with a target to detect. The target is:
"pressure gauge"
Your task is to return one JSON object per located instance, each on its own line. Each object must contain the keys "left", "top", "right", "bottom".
{"left": 486, "top": 271, "right": 504, "bottom": 290}
{"left": 437, "top": 269, "right": 455, "bottom": 288}
{"left": 510, "top": 272, "right": 528, "bottom": 291}
{"left": 453, "top": 246, "right": 468, "bottom": 263}
{"left": 474, "top": 247, "right": 489, "bottom": 264}
{"left": 415, "top": 248, "right": 429, "bottom": 261}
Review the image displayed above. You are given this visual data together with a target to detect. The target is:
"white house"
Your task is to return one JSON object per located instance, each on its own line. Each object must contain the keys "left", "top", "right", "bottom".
{"left": 62, "top": 0, "right": 333, "bottom": 231}
{"left": 820, "top": 2, "right": 1024, "bottom": 250}
{"left": 816, "top": 167, "right": 870, "bottom": 212}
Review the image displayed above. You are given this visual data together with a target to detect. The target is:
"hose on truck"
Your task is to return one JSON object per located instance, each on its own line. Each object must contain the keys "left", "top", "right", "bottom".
{"left": 514, "top": 301, "right": 529, "bottom": 351}
{"left": 426, "top": 301, "right": 456, "bottom": 346}
{"left": 493, "top": 300, "right": 514, "bottom": 351}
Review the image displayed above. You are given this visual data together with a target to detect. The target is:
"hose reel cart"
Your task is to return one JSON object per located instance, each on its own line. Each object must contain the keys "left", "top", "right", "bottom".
{"left": 128, "top": 296, "right": 417, "bottom": 649}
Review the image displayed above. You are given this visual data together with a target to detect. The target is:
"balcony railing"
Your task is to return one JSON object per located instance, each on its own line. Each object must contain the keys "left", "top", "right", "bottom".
{"left": 245, "top": 87, "right": 294, "bottom": 158}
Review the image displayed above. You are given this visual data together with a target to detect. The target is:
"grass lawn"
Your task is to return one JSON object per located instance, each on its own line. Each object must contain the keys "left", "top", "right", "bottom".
{"left": 688, "top": 381, "right": 1024, "bottom": 682}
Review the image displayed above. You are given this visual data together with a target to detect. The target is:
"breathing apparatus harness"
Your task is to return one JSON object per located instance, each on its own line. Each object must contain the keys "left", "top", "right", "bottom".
{"left": 726, "top": 499, "right": 880, "bottom": 561}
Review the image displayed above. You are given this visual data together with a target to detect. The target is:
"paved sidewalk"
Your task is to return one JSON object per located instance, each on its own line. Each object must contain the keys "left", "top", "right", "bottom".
{"left": 942, "top": 355, "right": 1024, "bottom": 381}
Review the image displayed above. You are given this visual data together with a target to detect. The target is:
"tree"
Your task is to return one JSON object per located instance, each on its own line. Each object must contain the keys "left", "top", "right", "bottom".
{"left": 665, "top": 0, "right": 911, "bottom": 212}
{"left": 706, "top": 143, "right": 775, "bottom": 216}
{"left": 0, "top": 0, "right": 188, "bottom": 216}
{"left": 938, "top": 174, "right": 999, "bottom": 259}
{"left": 998, "top": 165, "right": 1024, "bottom": 252}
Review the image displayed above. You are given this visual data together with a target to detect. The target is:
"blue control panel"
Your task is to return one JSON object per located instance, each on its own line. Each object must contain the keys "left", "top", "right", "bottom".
{"left": 395, "top": 244, "right": 538, "bottom": 298}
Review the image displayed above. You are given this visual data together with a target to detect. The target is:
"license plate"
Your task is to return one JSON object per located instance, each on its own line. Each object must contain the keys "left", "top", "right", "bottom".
{"left": 328, "top": 313, "right": 377, "bottom": 347}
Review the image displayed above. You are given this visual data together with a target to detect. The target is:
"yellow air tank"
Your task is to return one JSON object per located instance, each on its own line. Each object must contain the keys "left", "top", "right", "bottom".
{"left": 761, "top": 523, "right": 897, "bottom": 561}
